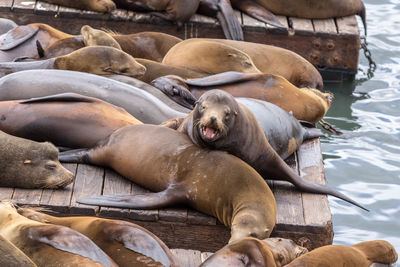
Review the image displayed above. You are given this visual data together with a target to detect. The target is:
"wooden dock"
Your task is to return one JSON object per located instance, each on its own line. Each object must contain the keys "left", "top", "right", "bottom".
{"left": 0, "top": 0, "right": 360, "bottom": 83}
{"left": 0, "top": 138, "right": 333, "bottom": 252}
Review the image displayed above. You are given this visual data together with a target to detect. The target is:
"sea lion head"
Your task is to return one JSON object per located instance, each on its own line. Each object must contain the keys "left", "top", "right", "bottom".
{"left": 230, "top": 211, "right": 273, "bottom": 244}
{"left": 193, "top": 89, "right": 239, "bottom": 145}
{"left": 86, "top": 0, "right": 116, "bottom": 13}
{"left": 54, "top": 46, "right": 146, "bottom": 78}
{"left": 263, "top": 238, "right": 308, "bottom": 267}
{"left": 81, "top": 25, "right": 122, "bottom": 50}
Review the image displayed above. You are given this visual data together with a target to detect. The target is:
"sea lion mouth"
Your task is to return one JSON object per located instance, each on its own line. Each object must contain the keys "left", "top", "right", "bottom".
{"left": 200, "top": 125, "right": 220, "bottom": 141}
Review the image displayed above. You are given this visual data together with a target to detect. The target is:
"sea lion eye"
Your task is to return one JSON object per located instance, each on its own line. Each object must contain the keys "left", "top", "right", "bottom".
{"left": 45, "top": 163, "right": 57, "bottom": 170}
{"left": 249, "top": 233, "right": 258, "bottom": 238}
{"left": 120, "top": 68, "right": 128, "bottom": 73}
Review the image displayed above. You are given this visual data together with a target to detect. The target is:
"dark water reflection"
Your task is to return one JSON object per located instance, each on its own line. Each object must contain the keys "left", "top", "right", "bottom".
{"left": 319, "top": 0, "right": 400, "bottom": 261}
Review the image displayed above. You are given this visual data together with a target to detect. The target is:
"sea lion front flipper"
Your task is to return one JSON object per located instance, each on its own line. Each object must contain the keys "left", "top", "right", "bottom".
{"left": 0, "top": 25, "right": 39, "bottom": 51}
{"left": 217, "top": 0, "right": 244, "bottom": 40}
{"left": 20, "top": 93, "right": 98, "bottom": 104}
{"left": 184, "top": 71, "right": 255, "bottom": 86}
{"left": 77, "top": 188, "right": 185, "bottom": 209}
{"left": 231, "top": 0, "right": 285, "bottom": 28}
{"left": 27, "top": 225, "right": 114, "bottom": 267}
{"left": 105, "top": 223, "right": 171, "bottom": 267}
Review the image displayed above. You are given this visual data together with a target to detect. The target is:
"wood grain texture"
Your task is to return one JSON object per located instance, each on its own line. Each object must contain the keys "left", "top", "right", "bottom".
{"left": 12, "top": 188, "right": 42, "bottom": 206}
{"left": 313, "top": 18, "right": 337, "bottom": 34}
{"left": 0, "top": 0, "right": 13, "bottom": 11}
{"left": 171, "top": 249, "right": 202, "bottom": 267}
{"left": 35, "top": 1, "right": 58, "bottom": 15}
{"left": 337, "top": 16, "right": 360, "bottom": 35}
{"left": 0, "top": 187, "right": 14, "bottom": 201}
{"left": 12, "top": 0, "right": 36, "bottom": 12}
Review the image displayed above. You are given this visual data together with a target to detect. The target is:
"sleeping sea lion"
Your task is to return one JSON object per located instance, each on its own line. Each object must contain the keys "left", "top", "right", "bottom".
{"left": 173, "top": 90, "right": 367, "bottom": 210}
{"left": 0, "top": 234, "right": 37, "bottom": 267}
{"left": 0, "top": 70, "right": 186, "bottom": 124}
{"left": 59, "top": 124, "right": 277, "bottom": 243}
{"left": 0, "top": 46, "right": 146, "bottom": 78}
{"left": 152, "top": 72, "right": 331, "bottom": 123}
{"left": 41, "top": 0, "right": 116, "bottom": 13}
{"left": 0, "top": 93, "right": 141, "bottom": 149}
{"left": 201, "top": 237, "right": 308, "bottom": 267}
{"left": 0, "top": 130, "right": 74, "bottom": 189}
{"left": 163, "top": 38, "right": 323, "bottom": 89}
{"left": 80, "top": 25, "right": 121, "bottom": 49}
{"left": 0, "top": 18, "right": 18, "bottom": 35}
{"left": 0, "top": 200, "right": 117, "bottom": 267}
{"left": 285, "top": 240, "right": 398, "bottom": 267}
{"left": 18, "top": 207, "right": 179, "bottom": 267}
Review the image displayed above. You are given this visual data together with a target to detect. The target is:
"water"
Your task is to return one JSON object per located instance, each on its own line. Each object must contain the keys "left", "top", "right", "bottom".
{"left": 321, "top": 0, "right": 400, "bottom": 261}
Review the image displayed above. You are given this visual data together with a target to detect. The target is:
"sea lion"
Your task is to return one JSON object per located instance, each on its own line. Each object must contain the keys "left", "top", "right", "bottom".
{"left": 18, "top": 207, "right": 179, "bottom": 267}
{"left": 0, "top": 18, "right": 18, "bottom": 35}
{"left": 80, "top": 25, "right": 121, "bottom": 49}
{"left": 0, "top": 130, "right": 74, "bottom": 189}
{"left": 285, "top": 240, "right": 398, "bottom": 267}
{"left": 0, "top": 234, "right": 37, "bottom": 267}
{"left": 41, "top": 0, "right": 116, "bottom": 13}
{"left": 0, "top": 93, "right": 142, "bottom": 149}
{"left": 0, "top": 23, "right": 71, "bottom": 62}
{"left": 113, "top": 0, "right": 200, "bottom": 27}
{"left": 163, "top": 38, "right": 323, "bottom": 89}
{"left": 152, "top": 72, "right": 331, "bottom": 123}
{"left": 59, "top": 124, "right": 277, "bottom": 243}
{"left": 0, "top": 200, "right": 117, "bottom": 267}
{"left": 172, "top": 90, "right": 367, "bottom": 210}
{"left": 201, "top": 237, "right": 308, "bottom": 267}
{"left": 162, "top": 40, "right": 261, "bottom": 75}
{"left": 0, "top": 70, "right": 187, "bottom": 124}
{"left": 0, "top": 46, "right": 147, "bottom": 78}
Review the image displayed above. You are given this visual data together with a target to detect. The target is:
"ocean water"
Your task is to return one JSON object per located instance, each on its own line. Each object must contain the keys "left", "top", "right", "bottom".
{"left": 321, "top": 0, "right": 400, "bottom": 261}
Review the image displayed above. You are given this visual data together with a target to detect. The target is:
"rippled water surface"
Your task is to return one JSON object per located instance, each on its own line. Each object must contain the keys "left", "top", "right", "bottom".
{"left": 321, "top": 0, "right": 400, "bottom": 261}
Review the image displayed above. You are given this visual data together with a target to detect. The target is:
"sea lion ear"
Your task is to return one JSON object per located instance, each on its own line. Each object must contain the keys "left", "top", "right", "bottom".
{"left": 24, "top": 160, "right": 32, "bottom": 164}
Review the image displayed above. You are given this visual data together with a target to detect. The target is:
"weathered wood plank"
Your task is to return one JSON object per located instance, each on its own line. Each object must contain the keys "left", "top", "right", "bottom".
{"left": 159, "top": 208, "right": 188, "bottom": 223}
{"left": 40, "top": 163, "right": 76, "bottom": 212}
{"left": 11, "top": 0, "right": 36, "bottom": 12}
{"left": 312, "top": 18, "right": 337, "bottom": 34}
{"left": 0, "top": 0, "right": 13, "bottom": 12}
{"left": 12, "top": 188, "right": 42, "bottom": 205}
{"left": 242, "top": 13, "right": 265, "bottom": 28}
{"left": 289, "top": 17, "right": 314, "bottom": 33}
{"left": 201, "top": 252, "right": 213, "bottom": 262}
{"left": 34, "top": 1, "right": 58, "bottom": 15}
{"left": 171, "top": 249, "right": 202, "bottom": 267}
{"left": 109, "top": 8, "right": 129, "bottom": 21}
{"left": 336, "top": 16, "right": 359, "bottom": 35}
{"left": 129, "top": 183, "right": 159, "bottom": 221}
{"left": 57, "top": 5, "right": 81, "bottom": 17}
{"left": 187, "top": 210, "right": 216, "bottom": 225}
{"left": 70, "top": 164, "right": 104, "bottom": 215}
{"left": 0, "top": 187, "right": 14, "bottom": 201}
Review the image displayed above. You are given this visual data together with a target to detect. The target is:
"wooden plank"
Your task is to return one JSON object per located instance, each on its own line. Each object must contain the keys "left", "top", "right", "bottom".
{"left": 109, "top": 8, "right": 129, "bottom": 21}
{"left": 201, "top": 252, "right": 213, "bottom": 262}
{"left": 99, "top": 169, "right": 131, "bottom": 218}
{"left": 0, "top": 0, "right": 13, "bottom": 12}
{"left": 40, "top": 163, "right": 76, "bottom": 212}
{"left": 187, "top": 210, "right": 216, "bottom": 225}
{"left": 171, "top": 249, "right": 202, "bottom": 267}
{"left": 289, "top": 17, "right": 314, "bottom": 34}
{"left": 79, "top": 9, "right": 110, "bottom": 20}
{"left": 159, "top": 208, "right": 188, "bottom": 223}
{"left": 312, "top": 18, "right": 337, "bottom": 34}
{"left": 0, "top": 187, "right": 14, "bottom": 200}
{"left": 57, "top": 5, "right": 81, "bottom": 18}
{"left": 128, "top": 183, "right": 159, "bottom": 221}
{"left": 34, "top": 1, "right": 58, "bottom": 15}
{"left": 336, "top": 16, "right": 360, "bottom": 35}
{"left": 11, "top": 0, "right": 36, "bottom": 12}
{"left": 70, "top": 164, "right": 104, "bottom": 215}
{"left": 242, "top": 13, "right": 266, "bottom": 28}
{"left": 12, "top": 188, "right": 42, "bottom": 206}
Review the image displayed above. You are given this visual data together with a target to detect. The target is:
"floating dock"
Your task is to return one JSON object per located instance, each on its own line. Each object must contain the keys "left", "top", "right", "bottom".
{"left": 0, "top": 0, "right": 361, "bottom": 83}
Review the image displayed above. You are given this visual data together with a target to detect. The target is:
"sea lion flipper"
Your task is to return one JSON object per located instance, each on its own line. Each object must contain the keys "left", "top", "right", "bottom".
{"left": 231, "top": 0, "right": 285, "bottom": 28}
{"left": 59, "top": 148, "right": 91, "bottom": 163}
{"left": 216, "top": 0, "right": 244, "bottom": 41}
{"left": 28, "top": 225, "right": 113, "bottom": 267}
{"left": 184, "top": 71, "right": 253, "bottom": 86}
{"left": 77, "top": 189, "right": 184, "bottom": 209}
{"left": 0, "top": 25, "right": 39, "bottom": 51}
{"left": 20, "top": 93, "right": 98, "bottom": 104}
{"left": 105, "top": 224, "right": 171, "bottom": 267}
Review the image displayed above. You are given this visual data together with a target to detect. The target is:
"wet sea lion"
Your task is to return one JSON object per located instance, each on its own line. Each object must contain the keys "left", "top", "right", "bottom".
{"left": 113, "top": 0, "right": 200, "bottom": 27}
{"left": 201, "top": 237, "right": 307, "bottom": 267}
{"left": 173, "top": 90, "right": 367, "bottom": 210}
{"left": 152, "top": 72, "right": 331, "bottom": 123}
{"left": 41, "top": 0, "right": 116, "bottom": 13}
{"left": 0, "top": 200, "right": 117, "bottom": 267}
{"left": 164, "top": 38, "right": 323, "bottom": 89}
{"left": 0, "top": 93, "right": 141, "bottom": 149}
{"left": 80, "top": 25, "right": 121, "bottom": 49}
{"left": 0, "top": 46, "right": 146, "bottom": 78}
{"left": 285, "top": 240, "right": 398, "bottom": 267}
{"left": 18, "top": 207, "right": 179, "bottom": 267}
{"left": 0, "top": 18, "right": 18, "bottom": 35}
{"left": 0, "top": 130, "right": 74, "bottom": 189}
{"left": 0, "top": 234, "right": 37, "bottom": 267}
{"left": 0, "top": 70, "right": 187, "bottom": 124}
{"left": 162, "top": 40, "right": 261, "bottom": 75}
{"left": 60, "top": 124, "right": 277, "bottom": 243}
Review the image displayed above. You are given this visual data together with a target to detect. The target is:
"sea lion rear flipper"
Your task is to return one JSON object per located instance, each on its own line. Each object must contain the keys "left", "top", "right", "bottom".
{"left": 231, "top": 0, "right": 285, "bottom": 28}
{"left": 59, "top": 148, "right": 91, "bottom": 163}
{"left": 27, "top": 225, "right": 114, "bottom": 267}
{"left": 184, "top": 71, "right": 255, "bottom": 86}
{"left": 105, "top": 224, "right": 171, "bottom": 267}
{"left": 77, "top": 187, "right": 185, "bottom": 209}
{"left": 299, "top": 120, "right": 326, "bottom": 139}
{"left": 20, "top": 93, "right": 98, "bottom": 104}
{"left": 216, "top": 0, "right": 244, "bottom": 40}
{"left": 0, "top": 25, "right": 39, "bottom": 51}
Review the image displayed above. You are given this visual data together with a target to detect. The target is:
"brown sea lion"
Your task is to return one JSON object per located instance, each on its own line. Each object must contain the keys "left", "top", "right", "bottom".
{"left": 41, "top": 0, "right": 116, "bottom": 13}
{"left": 80, "top": 25, "right": 121, "bottom": 49}
{"left": 0, "top": 200, "right": 118, "bottom": 267}
{"left": 152, "top": 72, "right": 332, "bottom": 123}
{"left": 0, "top": 46, "right": 147, "bottom": 78}
{"left": 172, "top": 90, "right": 367, "bottom": 210}
{"left": 59, "top": 124, "right": 277, "bottom": 243}
{"left": 0, "top": 93, "right": 141, "bottom": 149}
{"left": 163, "top": 38, "right": 323, "bottom": 89}
{"left": 201, "top": 237, "right": 307, "bottom": 267}
{"left": 0, "top": 18, "right": 18, "bottom": 35}
{"left": 0, "top": 130, "right": 74, "bottom": 189}
{"left": 0, "top": 234, "right": 37, "bottom": 267}
{"left": 113, "top": 0, "right": 200, "bottom": 27}
{"left": 285, "top": 240, "right": 398, "bottom": 267}
{"left": 162, "top": 39, "right": 261, "bottom": 75}
{"left": 0, "top": 23, "right": 71, "bottom": 62}
{"left": 18, "top": 207, "right": 179, "bottom": 267}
